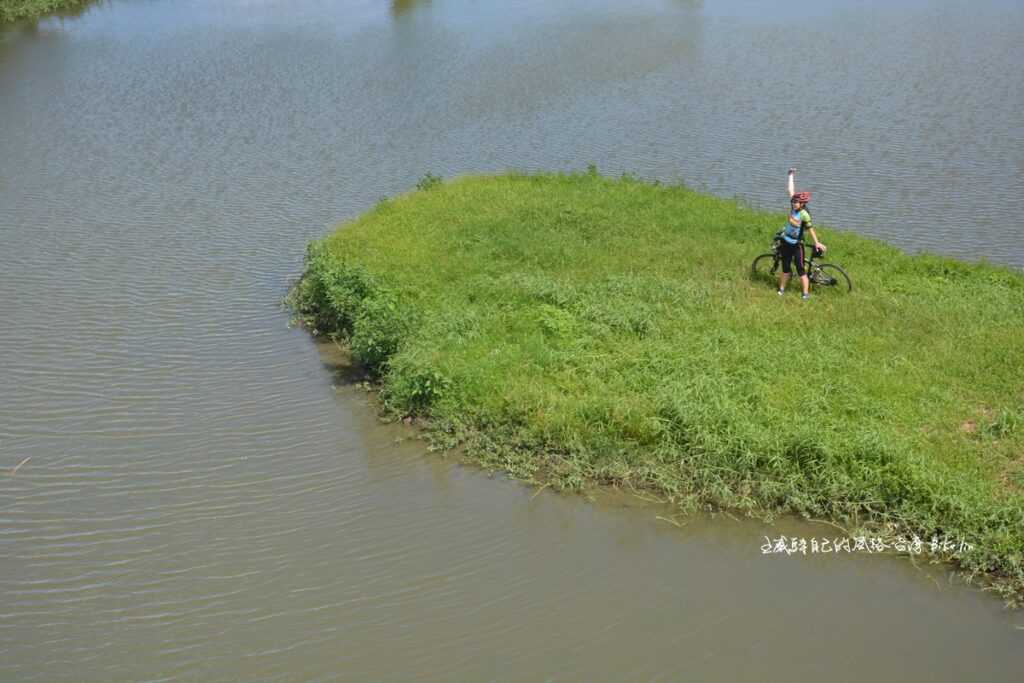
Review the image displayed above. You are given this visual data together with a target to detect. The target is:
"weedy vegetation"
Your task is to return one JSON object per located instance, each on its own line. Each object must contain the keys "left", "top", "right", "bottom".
{"left": 0, "top": 0, "right": 93, "bottom": 23}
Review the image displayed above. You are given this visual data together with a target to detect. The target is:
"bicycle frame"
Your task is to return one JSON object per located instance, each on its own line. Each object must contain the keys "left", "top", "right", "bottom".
{"left": 753, "top": 240, "right": 852, "bottom": 293}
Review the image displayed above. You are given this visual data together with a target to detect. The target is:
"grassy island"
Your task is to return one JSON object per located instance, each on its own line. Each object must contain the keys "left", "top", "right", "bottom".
{"left": 0, "top": 0, "right": 91, "bottom": 24}
{"left": 290, "top": 171, "right": 1024, "bottom": 603}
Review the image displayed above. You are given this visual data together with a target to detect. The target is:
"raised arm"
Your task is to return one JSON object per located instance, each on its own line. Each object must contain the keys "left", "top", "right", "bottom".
{"left": 787, "top": 168, "right": 796, "bottom": 198}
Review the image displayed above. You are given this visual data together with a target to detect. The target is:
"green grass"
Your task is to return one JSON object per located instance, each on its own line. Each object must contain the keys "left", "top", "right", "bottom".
{"left": 0, "top": 0, "right": 92, "bottom": 23}
{"left": 290, "top": 170, "right": 1024, "bottom": 604}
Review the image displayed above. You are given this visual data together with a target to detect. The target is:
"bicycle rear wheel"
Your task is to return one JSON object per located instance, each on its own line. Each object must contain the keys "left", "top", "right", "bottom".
{"left": 751, "top": 252, "right": 780, "bottom": 286}
{"left": 810, "top": 263, "right": 852, "bottom": 293}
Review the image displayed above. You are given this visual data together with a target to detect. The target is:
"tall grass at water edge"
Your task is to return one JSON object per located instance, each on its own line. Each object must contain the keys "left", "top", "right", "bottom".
{"left": 0, "top": 0, "right": 92, "bottom": 23}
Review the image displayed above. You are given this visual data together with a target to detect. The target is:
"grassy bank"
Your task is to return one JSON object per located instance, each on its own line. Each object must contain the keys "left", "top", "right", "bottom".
{"left": 290, "top": 171, "right": 1024, "bottom": 603}
{"left": 0, "top": 0, "right": 91, "bottom": 23}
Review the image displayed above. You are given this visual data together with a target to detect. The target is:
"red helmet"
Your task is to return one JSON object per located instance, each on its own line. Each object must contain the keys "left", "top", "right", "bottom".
{"left": 791, "top": 191, "right": 811, "bottom": 204}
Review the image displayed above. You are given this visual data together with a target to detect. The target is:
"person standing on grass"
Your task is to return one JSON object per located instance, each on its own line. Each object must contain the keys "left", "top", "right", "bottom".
{"left": 778, "top": 167, "right": 826, "bottom": 300}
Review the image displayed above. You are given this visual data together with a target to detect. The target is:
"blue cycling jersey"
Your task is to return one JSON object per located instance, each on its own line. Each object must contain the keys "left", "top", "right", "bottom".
{"left": 782, "top": 208, "right": 812, "bottom": 245}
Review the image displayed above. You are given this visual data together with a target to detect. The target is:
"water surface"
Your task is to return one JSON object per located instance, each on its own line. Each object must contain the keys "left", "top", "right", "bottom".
{"left": 2, "top": 1, "right": 1022, "bottom": 680}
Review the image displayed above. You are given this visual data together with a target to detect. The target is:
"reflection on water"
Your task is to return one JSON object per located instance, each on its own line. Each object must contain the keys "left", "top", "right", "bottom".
{"left": 391, "top": 0, "right": 431, "bottom": 18}
{"left": 1, "top": 0, "right": 1023, "bottom": 680}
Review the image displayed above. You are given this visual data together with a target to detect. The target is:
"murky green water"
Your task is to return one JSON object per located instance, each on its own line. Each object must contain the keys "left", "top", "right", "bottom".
{"left": 2, "top": 1, "right": 1022, "bottom": 680}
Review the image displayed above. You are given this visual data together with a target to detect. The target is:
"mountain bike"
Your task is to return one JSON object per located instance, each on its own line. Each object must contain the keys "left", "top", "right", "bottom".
{"left": 750, "top": 238, "right": 852, "bottom": 294}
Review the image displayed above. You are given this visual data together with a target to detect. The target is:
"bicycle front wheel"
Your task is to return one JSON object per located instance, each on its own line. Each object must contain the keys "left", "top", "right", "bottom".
{"left": 810, "top": 263, "right": 852, "bottom": 293}
{"left": 751, "top": 253, "right": 780, "bottom": 286}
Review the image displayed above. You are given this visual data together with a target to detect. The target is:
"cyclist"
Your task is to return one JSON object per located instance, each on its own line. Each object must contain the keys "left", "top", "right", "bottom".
{"left": 778, "top": 168, "right": 826, "bottom": 300}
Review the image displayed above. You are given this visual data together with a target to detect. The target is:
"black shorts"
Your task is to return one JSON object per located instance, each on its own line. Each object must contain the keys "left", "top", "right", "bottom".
{"left": 779, "top": 241, "right": 805, "bottom": 276}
